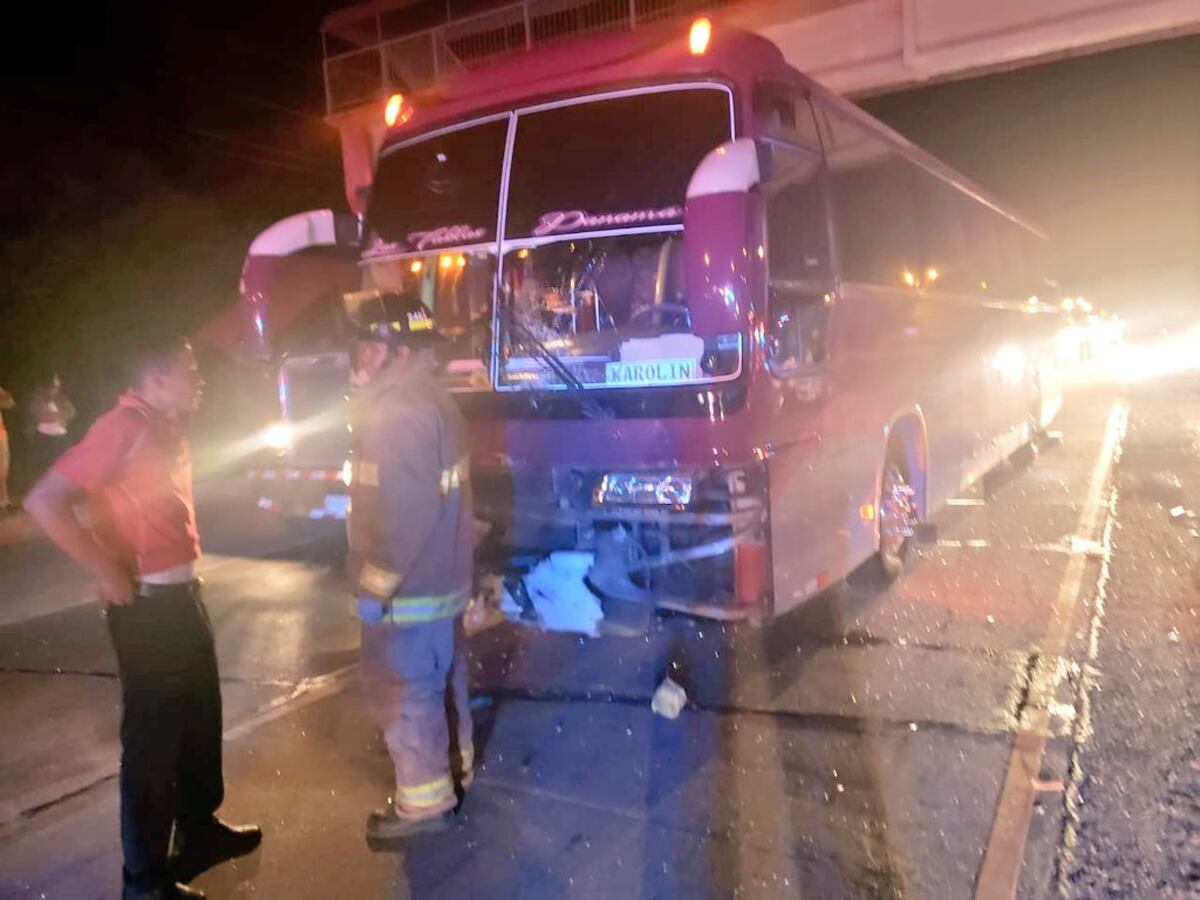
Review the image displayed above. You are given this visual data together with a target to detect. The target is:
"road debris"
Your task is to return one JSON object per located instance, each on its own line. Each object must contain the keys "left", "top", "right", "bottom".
{"left": 651, "top": 677, "right": 688, "bottom": 720}
{"left": 1069, "top": 534, "right": 1106, "bottom": 558}
{"left": 1031, "top": 778, "right": 1065, "bottom": 794}
{"left": 1168, "top": 506, "right": 1195, "bottom": 523}
{"left": 500, "top": 552, "right": 605, "bottom": 636}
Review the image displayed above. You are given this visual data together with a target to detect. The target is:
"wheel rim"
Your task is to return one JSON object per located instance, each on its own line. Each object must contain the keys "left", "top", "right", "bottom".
{"left": 879, "top": 463, "right": 917, "bottom": 566}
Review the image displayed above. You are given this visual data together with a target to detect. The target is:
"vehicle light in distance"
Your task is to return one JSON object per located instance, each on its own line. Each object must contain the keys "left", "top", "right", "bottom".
{"left": 594, "top": 472, "right": 693, "bottom": 507}
{"left": 261, "top": 422, "right": 294, "bottom": 450}
{"left": 991, "top": 344, "right": 1025, "bottom": 384}
{"left": 342, "top": 459, "right": 354, "bottom": 487}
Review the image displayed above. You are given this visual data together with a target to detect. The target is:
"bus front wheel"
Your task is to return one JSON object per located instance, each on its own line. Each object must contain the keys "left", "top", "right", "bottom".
{"left": 875, "top": 453, "right": 919, "bottom": 582}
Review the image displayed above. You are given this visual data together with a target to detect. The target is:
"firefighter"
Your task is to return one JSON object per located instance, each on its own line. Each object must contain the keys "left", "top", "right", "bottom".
{"left": 344, "top": 290, "right": 475, "bottom": 841}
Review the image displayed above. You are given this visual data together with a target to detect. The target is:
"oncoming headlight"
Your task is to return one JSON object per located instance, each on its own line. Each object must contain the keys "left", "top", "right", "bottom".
{"left": 261, "top": 422, "right": 294, "bottom": 450}
{"left": 594, "top": 472, "right": 693, "bottom": 507}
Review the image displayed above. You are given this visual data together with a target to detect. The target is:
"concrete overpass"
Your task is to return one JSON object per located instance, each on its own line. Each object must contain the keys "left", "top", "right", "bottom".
{"left": 726, "top": 0, "right": 1200, "bottom": 96}
{"left": 323, "top": 0, "right": 1200, "bottom": 110}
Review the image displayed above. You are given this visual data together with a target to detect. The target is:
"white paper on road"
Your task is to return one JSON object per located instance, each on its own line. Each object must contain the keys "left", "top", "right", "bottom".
{"left": 502, "top": 552, "right": 604, "bottom": 636}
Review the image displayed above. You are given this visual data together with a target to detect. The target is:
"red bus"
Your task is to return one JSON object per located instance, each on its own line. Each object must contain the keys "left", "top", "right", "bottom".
{"left": 234, "top": 18, "right": 1063, "bottom": 625}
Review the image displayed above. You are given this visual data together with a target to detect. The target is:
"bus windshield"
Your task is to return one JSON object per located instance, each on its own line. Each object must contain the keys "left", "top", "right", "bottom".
{"left": 363, "top": 86, "right": 736, "bottom": 392}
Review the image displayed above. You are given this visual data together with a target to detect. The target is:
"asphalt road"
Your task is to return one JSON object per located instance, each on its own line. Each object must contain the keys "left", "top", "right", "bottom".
{"left": 0, "top": 363, "right": 1196, "bottom": 899}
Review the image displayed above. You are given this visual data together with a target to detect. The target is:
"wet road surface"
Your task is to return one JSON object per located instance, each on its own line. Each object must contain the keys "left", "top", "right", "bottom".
{"left": 0, "top": 373, "right": 1196, "bottom": 898}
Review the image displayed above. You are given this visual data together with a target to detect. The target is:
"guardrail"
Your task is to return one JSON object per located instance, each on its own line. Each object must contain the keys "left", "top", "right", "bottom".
{"left": 323, "top": 0, "right": 732, "bottom": 114}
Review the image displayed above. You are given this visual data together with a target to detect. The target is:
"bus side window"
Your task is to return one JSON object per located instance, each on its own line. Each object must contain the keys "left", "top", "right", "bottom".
{"left": 763, "top": 142, "right": 832, "bottom": 374}
{"left": 821, "top": 108, "right": 920, "bottom": 288}
{"left": 753, "top": 82, "right": 822, "bottom": 152}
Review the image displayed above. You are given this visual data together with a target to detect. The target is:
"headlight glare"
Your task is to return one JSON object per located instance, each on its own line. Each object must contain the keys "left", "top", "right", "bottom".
{"left": 594, "top": 472, "right": 693, "bottom": 507}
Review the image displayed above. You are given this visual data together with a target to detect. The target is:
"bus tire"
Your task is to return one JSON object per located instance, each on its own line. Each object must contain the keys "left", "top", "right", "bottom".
{"left": 867, "top": 447, "right": 919, "bottom": 585}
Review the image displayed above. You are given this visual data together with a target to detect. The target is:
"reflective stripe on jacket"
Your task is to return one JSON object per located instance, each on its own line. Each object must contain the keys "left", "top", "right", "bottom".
{"left": 382, "top": 584, "right": 471, "bottom": 624}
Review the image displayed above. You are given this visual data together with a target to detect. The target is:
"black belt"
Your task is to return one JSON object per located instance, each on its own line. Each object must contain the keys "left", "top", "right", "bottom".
{"left": 135, "top": 579, "right": 202, "bottom": 600}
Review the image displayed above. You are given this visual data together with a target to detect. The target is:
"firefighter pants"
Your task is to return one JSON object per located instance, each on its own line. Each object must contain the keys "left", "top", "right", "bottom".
{"left": 361, "top": 616, "right": 473, "bottom": 819}
{"left": 106, "top": 582, "right": 224, "bottom": 890}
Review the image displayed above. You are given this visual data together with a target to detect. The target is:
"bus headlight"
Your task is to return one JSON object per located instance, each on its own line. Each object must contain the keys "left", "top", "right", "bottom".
{"left": 594, "top": 472, "right": 693, "bottom": 507}
{"left": 261, "top": 422, "right": 294, "bottom": 450}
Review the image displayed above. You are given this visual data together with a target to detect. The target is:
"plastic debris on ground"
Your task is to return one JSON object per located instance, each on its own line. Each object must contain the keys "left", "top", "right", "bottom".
{"left": 500, "top": 552, "right": 605, "bottom": 636}
{"left": 651, "top": 677, "right": 688, "bottom": 720}
{"left": 1069, "top": 535, "right": 1107, "bottom": 558}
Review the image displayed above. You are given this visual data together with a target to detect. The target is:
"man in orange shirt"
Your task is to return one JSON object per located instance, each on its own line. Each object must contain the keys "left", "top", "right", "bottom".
{"left": 25, "top": 335, "right": 260, "bottom": 900}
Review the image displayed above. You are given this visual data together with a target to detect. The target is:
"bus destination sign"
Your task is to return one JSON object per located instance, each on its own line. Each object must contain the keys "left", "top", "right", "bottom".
{"left": 605, "top": 358, "right": 698, "bottom": 386}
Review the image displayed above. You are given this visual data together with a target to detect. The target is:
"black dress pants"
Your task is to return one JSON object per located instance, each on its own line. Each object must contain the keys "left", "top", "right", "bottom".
{"left": 106, "top": 581, "right": 224, "bottom": 889}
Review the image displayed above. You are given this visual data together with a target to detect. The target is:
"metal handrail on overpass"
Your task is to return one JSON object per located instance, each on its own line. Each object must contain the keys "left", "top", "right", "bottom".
{"left": 322, "top": 0, "right": 736, "bottom": 114}
{"left": 322, "top": 0, "right": 1200, "bottom": 115}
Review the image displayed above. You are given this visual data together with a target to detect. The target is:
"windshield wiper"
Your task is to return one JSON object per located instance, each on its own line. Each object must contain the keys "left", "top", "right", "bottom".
{"left": 496, "top": 306, "right": 613, "bottom": 419}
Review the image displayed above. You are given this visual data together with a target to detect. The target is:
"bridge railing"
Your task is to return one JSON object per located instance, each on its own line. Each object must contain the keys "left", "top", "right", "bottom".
{"left": 323, "top": 0, "right": 734, "bottom": 115}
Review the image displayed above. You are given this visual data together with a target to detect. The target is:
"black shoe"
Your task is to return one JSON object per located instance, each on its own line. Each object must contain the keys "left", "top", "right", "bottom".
{"left": 366, "top": 805, "right": 455, "bottom": 846}
{"left": 122, "top": 881, "right": 206, "bottom": 900}
{"left": 171, "top": 817, "right": 262, "bottom": 881}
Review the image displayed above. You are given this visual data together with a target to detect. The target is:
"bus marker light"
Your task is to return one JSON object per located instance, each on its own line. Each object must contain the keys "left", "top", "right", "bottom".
{"left": 384, "top": 93, "right": 412, "bottom": 127}
{"left": 689, "top": 18, "right": 712, "bottom": 55}
{"left": 859, "top": 503, "right": 876, "bottom": 521}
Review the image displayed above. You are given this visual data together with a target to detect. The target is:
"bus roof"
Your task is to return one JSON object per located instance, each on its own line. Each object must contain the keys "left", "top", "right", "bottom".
{"left": 378, "top": 21, "right": 791, "bottom": 141}
{"left": 369, "top": 19, "right": 1044, "bottom": 239}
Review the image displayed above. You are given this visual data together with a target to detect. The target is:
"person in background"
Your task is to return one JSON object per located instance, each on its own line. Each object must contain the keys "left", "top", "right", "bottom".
{"left": 29, "top": 373, "right": 76, "bottom": 476}
{"left": 0, "top": 385, "right": 14, "bottom": 511}
{"left": 23, "top": 335, "right": 261, "bottom": 900}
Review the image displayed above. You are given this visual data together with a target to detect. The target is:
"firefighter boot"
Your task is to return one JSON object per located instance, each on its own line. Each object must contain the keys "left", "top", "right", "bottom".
{"left": 366, "top": 804, "right": 455, "bottom": 845}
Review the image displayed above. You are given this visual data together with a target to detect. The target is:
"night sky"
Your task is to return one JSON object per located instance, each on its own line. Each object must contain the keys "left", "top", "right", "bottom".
{"left": 864, "top": 33, "right": 1200, "bottom": 321}
{"left": 1, "top": 1, "right": 344, "bottom": 421}
{"left": 1, "top": 3, "right": 1197, "bottom": 421}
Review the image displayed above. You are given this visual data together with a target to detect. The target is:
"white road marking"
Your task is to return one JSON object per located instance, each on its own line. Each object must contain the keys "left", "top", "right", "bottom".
{"left": 974, "top": 401, "right": 1128, "bottom": 899}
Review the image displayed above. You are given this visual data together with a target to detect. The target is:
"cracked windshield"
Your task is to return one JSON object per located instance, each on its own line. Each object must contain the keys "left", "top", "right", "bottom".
{"left": 365, "top": 87, "right": 733, "bottom": 391}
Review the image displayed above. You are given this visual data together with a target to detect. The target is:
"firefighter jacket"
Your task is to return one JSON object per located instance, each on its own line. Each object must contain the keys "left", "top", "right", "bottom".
{"left": 347, "top": 356, "right": 474, "bottom": 624}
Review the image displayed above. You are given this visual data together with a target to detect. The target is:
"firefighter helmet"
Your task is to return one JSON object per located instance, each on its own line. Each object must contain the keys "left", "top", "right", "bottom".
{"left": 342, "top": 289, "right": 442, "bottom": 346}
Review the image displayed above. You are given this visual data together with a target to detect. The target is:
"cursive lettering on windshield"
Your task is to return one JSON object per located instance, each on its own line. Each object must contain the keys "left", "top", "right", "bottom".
{"left": 406, "top": 224, "right": 487, "bottom": 251}
{"left": 532, "top": 207, "right": 684, "bottom": 237}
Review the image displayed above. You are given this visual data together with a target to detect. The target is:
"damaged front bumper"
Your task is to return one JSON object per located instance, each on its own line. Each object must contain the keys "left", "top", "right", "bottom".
{"left": 473, "top": 463, "right": 772, "bottom": 628}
